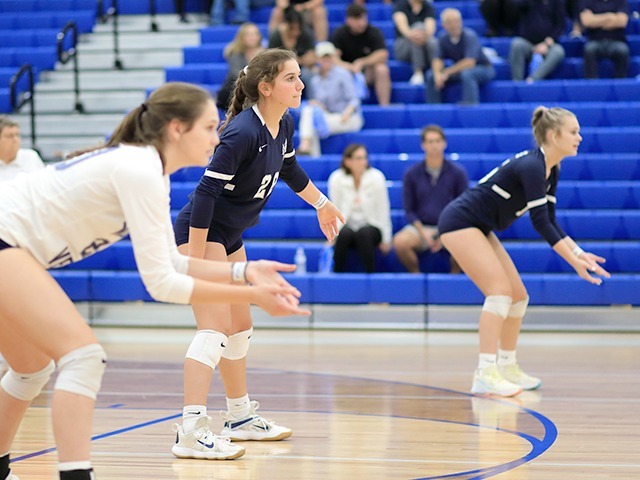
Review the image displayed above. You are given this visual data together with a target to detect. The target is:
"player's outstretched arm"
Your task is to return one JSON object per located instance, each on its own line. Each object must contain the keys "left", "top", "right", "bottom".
{"left": 552, "top": 238, "right": 611, "bottom": 285}
{"left": 295, "top": 181, "right": 346, "bottom": 242}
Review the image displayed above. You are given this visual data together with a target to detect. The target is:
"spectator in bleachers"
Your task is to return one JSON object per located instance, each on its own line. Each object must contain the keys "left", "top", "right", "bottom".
{"left": 425, "top": 8, "right": 495, "bottom": 104}
{"left": 0, "top": 116, "right": 45, "bottom": 183}
{"left": 509, "top": 0, "right": 566, "bottom": 82}
{"left": 210, "top": 0, "right": 251, "bottom": 25}
{"left": 580, "top": 0, "right": 630, "bottom": 78}
{"left": 328, "top": 143, "right": 392, "bottom": 272}
{"left": 297, "top": 42, "right": 364, "bottom": 157}
{"left": 392, "top": 0, "right": 438, "bottom": 85}
{"left": 331, "top": 4, "right": 392, "bottom": 106}
{"left": 268, "top": 6, "right": 317, "bottom": 99}
{"left": 174, "top": 0, "right": 189, "bottom": 23}
{"left": 566, "top": 0, "right": 585, "bottom": 38}
{"left": 0, "top": 82, "right": 310, "bottom": 480}
{"left": 268, "top": 0, "right": 329, "bottom": 41}
{"left": 216, "top": 23, "right": 265, "bottom": 112}
{"left": 392, "top": 125, "right": 468, "bottom": 273}
{"left": 478, "top": 0, "right": 520, "bottom": 37}
{"left": 173, "top": 49, "right": 345, "bottom": 459}
{"left": 438, "top": 106, "right": 610, "bottom": 397}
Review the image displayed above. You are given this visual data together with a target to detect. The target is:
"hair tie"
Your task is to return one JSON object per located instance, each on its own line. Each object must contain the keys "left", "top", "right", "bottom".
{"left": 243, "top": 65, "right": 249, "bottom": 75}
{"left": 140, "top": 103, "right": 148, "bottom": 112}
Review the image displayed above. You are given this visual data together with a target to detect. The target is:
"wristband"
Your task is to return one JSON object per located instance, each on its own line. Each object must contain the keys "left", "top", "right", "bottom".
{"left": 572, "top": 246, "right": 585, "bottom": 258}
{"left": 312, "top": 193, "right": 328, "bottom": 210}
{"left": 231, "top": 262, "right": 248, "bottom": 283}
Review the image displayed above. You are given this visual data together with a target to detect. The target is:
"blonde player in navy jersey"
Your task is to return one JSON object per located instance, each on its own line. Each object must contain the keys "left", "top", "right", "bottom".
{"left": 173, "top": 48, "right": 344, "bottom": 457}
{"left": 0, "top": 82, "right": 312, "bottom": 480}
{"left": 438, "top": 106, "right": 610, "bottom": 398}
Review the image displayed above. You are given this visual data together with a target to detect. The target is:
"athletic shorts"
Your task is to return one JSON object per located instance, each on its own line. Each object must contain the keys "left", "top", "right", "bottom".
{"left": 174, "top": 202, "right": 244, "bottom": 256}
{"left": 438, "top": 201, "right": 493, "bottom": 237}
{"left": 0, "top": 237, "right": 14, "bottom": 251}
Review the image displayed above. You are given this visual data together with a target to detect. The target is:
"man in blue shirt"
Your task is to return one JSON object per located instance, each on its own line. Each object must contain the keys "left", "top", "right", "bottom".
{"left": 392, "top": 125, "right": 468, "bottom": 273}
{"left": 580, "top": 0, "right": 629, "bottom": 78}
{"left": 425, "top": 8, "right": 495, "bottom": 104}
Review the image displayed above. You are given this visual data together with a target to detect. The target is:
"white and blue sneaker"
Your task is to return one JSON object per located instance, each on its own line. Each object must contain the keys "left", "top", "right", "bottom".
{"left": 171, "top": 416, "right": 245, "bottom": 460}
{"left": 499, "top": 363, "right": 542, "bottom": 390}
{"left": 220, "top": 401, "right": 292, "bottom": 441}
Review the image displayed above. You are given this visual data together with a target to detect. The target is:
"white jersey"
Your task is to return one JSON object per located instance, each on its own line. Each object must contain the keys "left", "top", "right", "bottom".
{"left": 0, "top": 144, "right": 194, "bottom": 304}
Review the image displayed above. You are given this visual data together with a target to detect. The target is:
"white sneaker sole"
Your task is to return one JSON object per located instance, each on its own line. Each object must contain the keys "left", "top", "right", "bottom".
{"left": 221, "top": 429, "right": 293, "bottom": 442}
{"left": 471, "top": 384, "right": 523, "bottom": 397}
{"left": 171, "top": 445, "right": 245, "bottom": 460}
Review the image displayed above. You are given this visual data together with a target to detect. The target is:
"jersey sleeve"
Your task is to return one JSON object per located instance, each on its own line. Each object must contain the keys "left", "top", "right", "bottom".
{"left": 516, "top": 157, "right": 564, "bottom": 246}
{"left": 546, "top": 167, "right": 568, "bottom": 239}
{"left": 111, "top": 158, "right": 194, "bottom": 304}
{"left": 190, "top": 121, "right": 254, "bottom": 228}
{"left": 280, "top": 115, "right": 310, "bottom": 193}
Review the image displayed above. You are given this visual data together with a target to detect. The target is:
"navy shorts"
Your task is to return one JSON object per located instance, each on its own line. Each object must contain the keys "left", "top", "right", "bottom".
{"left": 438, "top": 201, "right": 492, "bottom": 237}
{"left": 0, "top": 237, "right": 14, "bottom": 251}
{"left": 174, "top": 202, "right": 244, "bottom": 256}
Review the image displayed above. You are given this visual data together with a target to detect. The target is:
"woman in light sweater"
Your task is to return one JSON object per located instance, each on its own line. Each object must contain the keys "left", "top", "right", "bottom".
{"left": 328, "top": 144, "right": 392, "bottom": 272}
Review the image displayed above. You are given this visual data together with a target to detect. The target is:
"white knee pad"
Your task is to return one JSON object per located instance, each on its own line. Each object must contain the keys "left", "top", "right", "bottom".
{"left": 508, "top": 296, "right": 530, "bottom": 318}
{"left": 0, "top": 360, "right": 55, "bottom": 401}
{"left": 221, "top": 328, "right": 253, "bottom": 360}
{"left": 185, "top": 330, "right": 228, "bottom": 369}
{"left": 54, "top": 344, "right": 107, "bottom": 400}
{"left": 481, "top": 295, "right": 512, "bottom": 319}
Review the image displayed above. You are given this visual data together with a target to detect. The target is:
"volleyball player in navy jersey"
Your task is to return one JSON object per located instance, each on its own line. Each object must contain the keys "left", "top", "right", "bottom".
{"left": 172, "top": 48, "right": 344, "bottom": 457}
{"left": 0, "top": 82, "right": 311, "bottom": 480}
{"left": 438, "top": 106, "right": 610, "bottom": 397}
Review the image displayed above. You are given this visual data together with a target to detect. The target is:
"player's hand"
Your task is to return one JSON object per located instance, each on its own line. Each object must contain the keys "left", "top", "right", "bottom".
{"left": 317, "top": 200, "right": 345, "bottom": 242}
{"left": 573, "top": 253, "right": 610, "bottom": 285}
{"left": 253, "top": 285, "right": 311, "bottom": 317}
{"left": 245, "top": 260, "right": 297, "bottom": 287}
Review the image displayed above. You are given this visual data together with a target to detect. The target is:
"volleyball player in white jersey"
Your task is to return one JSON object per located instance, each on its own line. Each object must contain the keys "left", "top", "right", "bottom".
{"left": 0, "top": 82, "right": 310, "bottom": 480}
{"left": 438, "top": 107, "right": 610, "bottom": 397}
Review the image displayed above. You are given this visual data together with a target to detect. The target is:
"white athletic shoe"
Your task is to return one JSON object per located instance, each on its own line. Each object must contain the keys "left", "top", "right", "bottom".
{"left": 499, "top": 363, "right": 542, "bottom": 390}
{"left": 220, "top": 401, "right": 292, "bottom": 441}
{"left": 171, "top": 416, "right": 245, "bottom": 460}
{"left": 408, "top": 71, "right": 425, "bottom": 85}
{"left": 471, "top": 364, "right": 523, "bottom": 397}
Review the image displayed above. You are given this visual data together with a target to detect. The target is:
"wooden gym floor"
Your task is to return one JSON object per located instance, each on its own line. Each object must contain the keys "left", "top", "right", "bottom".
{"left": 8, "top": 328, "right": 640, "bottom": 479}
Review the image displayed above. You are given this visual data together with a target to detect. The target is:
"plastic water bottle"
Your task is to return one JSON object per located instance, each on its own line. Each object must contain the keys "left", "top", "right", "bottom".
{"left": 294, "top": 246, "right": 307, "bottom": 275}
{"left": 528, "top": 53, "right": 543, "bottom": 78}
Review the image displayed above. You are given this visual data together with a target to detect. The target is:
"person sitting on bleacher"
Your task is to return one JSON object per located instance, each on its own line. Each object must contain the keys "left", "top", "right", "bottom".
{"left": 509, "top": 0, "right": 566, "bottom": 83}
{"left": 0, "top": 115, "right": 44, "bottom": 183}
{"left": 478, "top": 0, "right": 520, "bottom": 37}
{"left": 580, "top": 0, "right": 630, "bottom": 78}
{"left": 426, "top": 8, "right": 495, "bottom": 104}
{"left": 392, "top": 125, "right": 468, "bottom": 273}
{"left": 297, "top": 42, "right": 364, "bottom": 157}
{"left": 216, "top": 23, "right": 265, "bottom": 112}
{"left": 392, "top": 0, "right": 438, "bottom": 85}
{"left": 268, "top": 6, "right": 317, "bottom": 99}
{"left": 328, "top": 144, "right": 392, "bottom": 273}
{"left": 331, "top": 4, "right": 392, "bottom": 106}
{"left": 268, "top": 0, "right": 328, "bottom": 41}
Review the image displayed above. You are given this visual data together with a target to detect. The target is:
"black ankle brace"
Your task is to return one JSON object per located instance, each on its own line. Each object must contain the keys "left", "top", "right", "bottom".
{"left": 59, "top": 468, "right": 95, "bottom": 480}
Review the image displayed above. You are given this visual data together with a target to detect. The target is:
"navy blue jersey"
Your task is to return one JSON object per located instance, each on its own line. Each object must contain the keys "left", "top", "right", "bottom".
{"left": 440, "top": 148, "right": 567, "bottom": 245}
{"left": 188, "top": 105, "right": 310, "bottom": 232}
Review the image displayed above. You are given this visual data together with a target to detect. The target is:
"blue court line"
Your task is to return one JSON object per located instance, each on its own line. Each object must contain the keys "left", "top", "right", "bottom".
{"left": 10, "top": 369, "right": 558, "bottom": 479}
{"left": 10, "top": 413, "right": 181, "bottom": 463}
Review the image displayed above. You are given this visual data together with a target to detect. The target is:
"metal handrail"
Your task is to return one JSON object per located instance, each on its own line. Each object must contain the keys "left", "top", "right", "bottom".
{"left": 96, "top": 0, "right": 123, "bottom": 69}
{"left": 9, "top": 64, "right": 37, "bottom": 153}
{"left": 57, "top": 21, "right": 85, "bottom": 113}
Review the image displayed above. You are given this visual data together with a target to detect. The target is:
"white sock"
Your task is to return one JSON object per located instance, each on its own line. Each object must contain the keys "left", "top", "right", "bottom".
{"left": 58, "top": 460, "right": 92, "bottom": 471}
{"left": 227, "top": 394, "right": 251, "bottom": 419}
{"left": 498, "top": 349, "right": 517, "bottom": 366}
{"left": 478, "top": 353, "right": 497, "bottom": 369}
{"left": 182, "top": 404, "right": 207, "bottom": 433}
